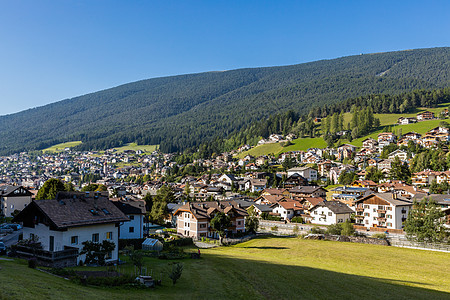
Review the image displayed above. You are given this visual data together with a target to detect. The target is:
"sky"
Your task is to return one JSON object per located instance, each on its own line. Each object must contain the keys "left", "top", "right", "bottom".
{"left": 1, "top": 0, "right": 450, "bottom": 115}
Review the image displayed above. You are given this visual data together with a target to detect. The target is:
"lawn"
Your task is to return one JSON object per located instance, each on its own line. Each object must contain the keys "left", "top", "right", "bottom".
{"left": 113, "top": 143, "right": 158, "bottom": 154}
{"left": 235, "top": 138, "right": 327, "bottom": 159}
{"left": 42, "top": 141, "right": 82, "bottom": 153}
{"left": 1, "top": 237, "right": 449, "bottom": 299}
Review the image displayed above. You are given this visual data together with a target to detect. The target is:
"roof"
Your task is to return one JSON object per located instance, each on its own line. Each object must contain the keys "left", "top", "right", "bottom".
{"left": 313, "top": 201, "right": 353, "bottom": 214}
{"left": 142, "top": 238, "right": 162, "bottom": 247}
{"left": 14, "top": 191, "right": 129, "bottom": 229}
{"left": 355, "top": 193, "right": 413, "bottom": 206}
{"left": 112, "top": 199, "right": 146, "bottom": 215}
{"left": 412, "top": 193, "right": 450, "bottom": 205}
{"left": 0, "top": 185, "right": 32, "bottom": 197}
{"left": 289, "top": 186, "right": 324, "bottom": 194}
{"left": 251, "top": 204, "right": 273, "bottom": 212}
{"left": 174, "top": 201, "right": 248, "bottom": 220}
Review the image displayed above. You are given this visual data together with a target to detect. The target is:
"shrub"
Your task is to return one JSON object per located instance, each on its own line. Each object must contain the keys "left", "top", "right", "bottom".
{"left": 168, "top": 262, "right": 183, "bottom": 285}
{"left": 293, "top": 225, "right": 299, "bottom": 235}
{"left": 28, "top": 258, "right": 38, "bottom": 269}
{"left": 341, "top": 220, "right": 355, "bottom": 236}
{"left": 372, "top": 233, "right": 387, "bottom": 239}
{"left": 326, "top": 223, "right": 342, "bottom": 235}
{"left": 291, "top": 216, "right": 303, "bottom": 223}
{"left": 311, "top": 226, "right": 325, "bottom": 234}
{"left": 73, "top": 274, "right": 136, "bottom": 287}
{"left": 271, "top": 226, "right": 278, "bottom": 232}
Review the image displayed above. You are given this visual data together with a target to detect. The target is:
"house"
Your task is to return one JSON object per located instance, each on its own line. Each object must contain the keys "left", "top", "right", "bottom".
{"left": 362, "top": 138, "right": 378, "bottom": 150}
{"left": 173, "top": 201, "right": 248, "bottom": 239}
{"left": 289, "top": 186, "right": 327, "bottom": 198}
{"left": 13, "top": 191, "right": 129, "bottom": 267}
{"left": 0, "top": 185, "right": 32, "bottom": 217}
{"left": 271, "top": 200, "right": 304, "bottom": 221}
{"left": 354, "top": 193, "right": 412, "bottom": 230}
{"left": 378, "top": 132, "right": 396, "bottom": 143}
{"left": 245, "top": 179, "right": 267, "bottom": 192}
{"left": 309, "top": 201, "right": 353, "bottom": 225}
{"left": 287, "top": 167, "right": 318, "bottom": 182}
{"left": 377, "top": 159, "right": 393, "bottom": 170}
{"left": 284, "top": 173, "right": 309, "bottom": 188}
{"left": 388, "top": 149, "right": 408, "bottom": 161}
{"left": 327, "top": 186, "right": 372, "bottom": 202}
{"left": 255, "top": 194, "right": 286, "bottom": 205}
{"left": 397, "top": 117, "right": 417, "bottom": 125}
{"left": 298, "top": 197, "right": 326, "bottom": 213}
{"left": 416, "top": 111, "right": 434, "bottom": 121}
{"left": 247, "top": 203, "right": 273, "bottom": 216}
{"left": 261, "top": 188, "right": 290, "bottom": 197}
{"left": 317, "top": 160, "right": 337, "bottom": 177}
{"left": 112, "top": 198, "right": 146, "bottom": 239}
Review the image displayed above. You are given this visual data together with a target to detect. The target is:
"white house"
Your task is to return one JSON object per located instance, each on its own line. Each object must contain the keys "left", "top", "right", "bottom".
{"left": 270, "top": 200, "right": 304, "bottom": 220}
{"left": 309, "top": 201, "right": 353, "bottom": 225}
{"left": 0, "top": 185, "right": 32, "bottom": 217}
{"left": 388, "top": 149, "right": 408, "bottom": 161}
{"left": 287, "top": 167, "right": 318, "bottom": 182}
{"left": 13, "top": 191, "right": 129, "bottom": 266}
{"left": 354, "top": 193, "right": 412, "bottom": 230}
{"left": 112, "top": 198, "right": 146, "bottom": 239}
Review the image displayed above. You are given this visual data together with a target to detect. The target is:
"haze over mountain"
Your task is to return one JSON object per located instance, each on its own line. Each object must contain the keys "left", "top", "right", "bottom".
{"left": 1, "top": 47, "right": 450, "bottom": 155}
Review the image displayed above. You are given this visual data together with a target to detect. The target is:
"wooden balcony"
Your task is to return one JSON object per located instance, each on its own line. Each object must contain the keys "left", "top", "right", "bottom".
{"left": 377, "top": 209, "right": 386, "bottom": 214}
{"left": 356, "top": 207, "right": 364, "bottom": 212}
{"left": 376, "top": 217, "right": 386, "bottom": 222}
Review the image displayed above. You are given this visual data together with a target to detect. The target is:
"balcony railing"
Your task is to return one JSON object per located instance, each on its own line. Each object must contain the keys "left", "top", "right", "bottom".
{"left": 356, "top": 207, "right": 364, "bottom": 212}
{"left": 377, "top": 209, "right": 386, "bottom": 214}
{"left": 15, "top": 245, "right": 79, "bottom": 261}
{"left": 376, "top": 217, "right": 386, "bottom": 222}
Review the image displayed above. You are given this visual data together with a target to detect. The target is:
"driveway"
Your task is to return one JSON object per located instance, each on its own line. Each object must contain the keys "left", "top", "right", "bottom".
{"left": 0, "top": 229, "right": 22, "bottom": 247}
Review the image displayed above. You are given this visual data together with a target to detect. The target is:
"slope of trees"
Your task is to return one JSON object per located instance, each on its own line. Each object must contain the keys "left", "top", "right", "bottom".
{"left": 0, "top": 47, "right": 450, "bottom": 155}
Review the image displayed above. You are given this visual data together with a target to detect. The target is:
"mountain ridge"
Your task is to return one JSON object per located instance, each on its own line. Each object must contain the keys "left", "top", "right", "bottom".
{"left": 1, "top": 47, "right": 449, "bottom": 155}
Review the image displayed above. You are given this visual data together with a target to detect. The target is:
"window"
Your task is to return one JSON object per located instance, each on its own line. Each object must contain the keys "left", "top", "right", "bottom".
{"left": 328, "top": 212, "right": 332, "bottom": 216}
{"left": 200, "top": 224, "right": 206, "bottom": 228}
{"left": 238, "top": 221, "right": 241, "bottom": 225}
{"left": 387, "top": 222, "right": 392, "bottom": 227}
{"left": 105, "top": 251, "right": 112, "bottom": 259}
{"left": 92, "top": 233, "right": 99, "bottom": 242}
{"left": 373, "top": 208, "right": 376, "bottom": 212}
{"left": 365, "top": 220, "right": 369, "bottom": 224}
{"left": 364, "top": 205, "right": 369, "bottom": 209}
{"left": 129, "top": 215, "right": 134, "bottom": 220}
{"left": 373, "top": 217, "right": 377, "bottom": 221}
{"left": 364, "top": 213, "right": 369, "bottom": 217}
{"left": 106, "top": 232, "right": 113, "bottom": 240}
{"left": 129, "top": 227, "right": 134, "bottom": 233}
{"left": 387, "top": 215, "right": 392, "bottom": 219}
{"left": 314, "top": 211, "right": 318, "bottom": 215}
{"left": 71, "top": 236, "right": 78, "bottom": 245}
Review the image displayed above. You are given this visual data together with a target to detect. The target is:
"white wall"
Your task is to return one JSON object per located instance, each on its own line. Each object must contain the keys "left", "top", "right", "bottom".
{"left": 2, "top": 195, "right": 32, "bottom": 217}
{"left": 23, "top": 222, "right": 120, "bottom": 263}
{"left": 119, "top": 214, "right": 143, "bottom": 239}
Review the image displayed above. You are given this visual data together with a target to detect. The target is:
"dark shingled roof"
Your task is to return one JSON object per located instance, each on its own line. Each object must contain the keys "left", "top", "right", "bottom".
{"left": 112, "top": 199, "right": 146, "bottom": 215}
{"left": 14, "top": 191, "right": 129, "bottom": 229}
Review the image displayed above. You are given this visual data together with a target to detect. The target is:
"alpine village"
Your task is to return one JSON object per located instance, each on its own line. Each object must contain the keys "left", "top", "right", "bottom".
{"left": 1, "top": 48, "right": 450, "bottom": 299}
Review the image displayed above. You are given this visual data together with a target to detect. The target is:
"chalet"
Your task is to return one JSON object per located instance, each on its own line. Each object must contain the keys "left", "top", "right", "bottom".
{"left": 255, "top": 194, "right": 285, "bottom": 205}
{"left": 397, "top": 117, "right": 417, "bottom": 125}
{"left": 309, "top": 201, "right": 353, "bottom": 225}
{"left": 412, "top": 194, "right": 450, "bottom": 210}
{"left": 289, "top": 186, "right": 327, "bottom": 198}
{"left": 112, "top": 198, "right": 146, "bottom": 239}
{"left": 354, "top": 193, "right": 412, "bottom": 230}
{"left": 377, "top": 159, "right": 393, "bottom": 170}
{"left": 317, "top": 160, "right": 337, "bottom": 177}
{"left": 173, "top": 201, "right": 248, "bottom": 239}
{"left": 247, "top": 203, "right": 273, "bottom": 216}
{"left": 271, "top": 200, "right": 304, "bottom": 220}
{"left": 245, "top": 179, "right": 267, "bottom": 192}
{"left": 378, "top": 132, "right": 396, "bottom": 143}
{"left": 327, "top": 186, "right": 372, "bottom": 201}
{"left": 287, "top": 167, "right": 317, "bottom": 182}
{"left": 416, "top": 111, "right": 434, "bottom": 121}
{"left": 411, "top": 170, "right": 450, "bottom": 186}
{"left": 13, "top": 191, "right": 129, "bottom": 267}
{"left": 387, "top": 149, "right": 408, "bottom": 161}
{"left": 298, "top": 197, "right": 326, "bottom": 212}
{"left": 284, "top": 173, "right": 309, "bottom": 188}
{"left": 362, "top": 138, "right": 378, "bottom": 150}
{"left": 261, "top": 188, "right": 290, "bottom": 197}
{"left": 0, "top": 185, "right": 32, "bottom": 217}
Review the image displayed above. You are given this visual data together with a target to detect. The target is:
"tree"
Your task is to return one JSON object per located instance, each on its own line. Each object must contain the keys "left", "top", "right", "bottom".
{"left": 168, "top": 262, "right": 183, "bottom": 285}
{"left": 245, "top": 215, "right": 259, "bottom": 234}
{"left": 389, "top": 156, "right": 411, "bottom": 182}
{"left": 149, "top": 200, "right": 169, "bottom": 225}
{"left": 64, "top": 182, "right": 75, "bottom": 192}
{"left": 36, "top": 178, "right": 66, "bottom": 200}
{"left": 129, "top": 250, "right": 144, "bottom": 275}
{"left": 404, "top": 198, "right": 447, "bottom": 243}
{"left": 341, "top": 220, "right": 355, "bottom": 236}
{"left": 210, "top": 212, "right": 231, "bottom": 244}
{"left": 80, "top": 240, "right": 116, "bottom": 266}
{"left": 81, "top": 184, "right": 107, "bottom": 192}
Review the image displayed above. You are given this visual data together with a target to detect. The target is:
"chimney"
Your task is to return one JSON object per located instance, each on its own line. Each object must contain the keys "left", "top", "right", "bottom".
{"left": 392, "top": 193, "right": 397, "bottom": 200}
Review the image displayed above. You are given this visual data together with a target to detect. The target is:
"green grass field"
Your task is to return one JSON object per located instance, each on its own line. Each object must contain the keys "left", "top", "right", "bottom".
{"left": 113, "top": 143, "right": 158, "bottom": 154}
{"left": 42, "top": 141, "right": 83, "bottom": 153}
{"left": 236, "top": 138, "right": 327, "bottom": 159}
{"left": 0, "top": 237, "right": 448, "bottom": 299}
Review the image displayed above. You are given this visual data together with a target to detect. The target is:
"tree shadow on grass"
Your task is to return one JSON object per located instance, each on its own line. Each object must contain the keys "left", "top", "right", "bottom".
{"left": 202, "top": 253, "right": 450, "bottom": 300}
{"left": 242, "top": 246, "right": 288, "bottom": 250}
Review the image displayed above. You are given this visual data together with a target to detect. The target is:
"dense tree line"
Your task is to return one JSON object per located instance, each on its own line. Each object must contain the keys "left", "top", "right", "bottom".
{"left": 1, "top": 48, "right": 450, "bottom": 155}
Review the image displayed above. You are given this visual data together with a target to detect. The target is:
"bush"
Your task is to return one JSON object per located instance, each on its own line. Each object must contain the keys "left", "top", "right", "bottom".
{"left": 326, "top": 223, "right": 342, "bottom": 235}
{"left": 311, "top": 226, "right": 325, "bottom": 234}
{"left": 73, "top": 274, "right": 136, "bottom": 287}
{"left": 28, "top": 258, "right": 37, "bottom": 269}
{"left": 372, "top": 233, "right": 387, "bottom": 239}
{"left": 271, "top": 226, "right": 278, "bottom": 232}
{"left": 341, "top": 220, "right": 355, "bottom": 236}
{"left": 291, "top": 216, "right": 303, "bottom": 223}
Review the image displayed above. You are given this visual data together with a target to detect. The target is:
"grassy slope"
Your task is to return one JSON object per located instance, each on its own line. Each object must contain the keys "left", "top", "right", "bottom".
{"left": 1, "top": 237, "right": 449, "bottom": 300}
{"left": 42, "top": 141, "right": 82, "bottom": 153}
{"left": 113, "top": 143, "right": 158, "bottom": 153}
{"left": 236, "top": 138, "right": 327, "bottom": 159}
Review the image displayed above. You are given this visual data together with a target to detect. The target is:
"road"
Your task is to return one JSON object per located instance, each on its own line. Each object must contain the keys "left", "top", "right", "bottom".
{"left": 0, "top": 229, "right": 22, "bottom": 247}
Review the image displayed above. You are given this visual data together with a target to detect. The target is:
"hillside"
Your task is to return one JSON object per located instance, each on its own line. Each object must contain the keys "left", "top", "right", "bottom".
{"left": 1, "top": 47, "right": 450, "bottom": 155}
{"left": 0, "top": 237, "right": 448, "bottom": 299}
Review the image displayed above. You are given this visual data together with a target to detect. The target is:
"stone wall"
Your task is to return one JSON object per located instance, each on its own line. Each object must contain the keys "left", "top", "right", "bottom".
{"left": 305, "top": 234, "right": 390, "bottom": 246}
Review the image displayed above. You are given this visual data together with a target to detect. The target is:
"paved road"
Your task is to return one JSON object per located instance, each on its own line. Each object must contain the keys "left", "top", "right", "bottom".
{"left": 0, "top": 229, "right": 22, "bottom": 247}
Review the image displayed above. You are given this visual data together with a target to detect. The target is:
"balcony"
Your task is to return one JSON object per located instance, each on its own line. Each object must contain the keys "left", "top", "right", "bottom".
{"left": 15, "top": 245, "right": 79, "bottom": 267}
{"left": 356, "top": 207, "right": 364, "bottom": 212}
{"left": 376, "top": 217, "right": 386, "bottom": 222}
{"left": 377, "top": 209, "right": 386, "bottom": 214}
{"left": 355, "top": 214, "right": 364, "bottom": 219}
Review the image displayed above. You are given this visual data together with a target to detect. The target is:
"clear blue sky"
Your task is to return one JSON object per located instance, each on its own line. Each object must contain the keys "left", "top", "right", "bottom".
{"left": 1, "top": 0, "right": 449, "bottom": 115}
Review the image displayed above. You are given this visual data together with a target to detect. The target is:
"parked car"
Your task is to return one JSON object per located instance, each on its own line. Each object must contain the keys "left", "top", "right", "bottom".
{"left": 0, "top": 227, "right": 13, "bottom": 234}
{"left": 0, "top": 224, "right": 21, "bottom": 231}
{"left": 0, "top": 242, "right": 6, "bottom": 255}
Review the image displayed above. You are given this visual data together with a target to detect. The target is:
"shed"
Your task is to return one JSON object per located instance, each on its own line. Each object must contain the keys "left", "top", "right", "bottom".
{"left": 142, "top": 238, "right": 163, "bottom": 251}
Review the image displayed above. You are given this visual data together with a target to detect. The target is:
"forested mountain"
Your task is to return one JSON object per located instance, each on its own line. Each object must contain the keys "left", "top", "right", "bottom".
{"left": 1, "top": 47, "right": 450, "bottom": 155}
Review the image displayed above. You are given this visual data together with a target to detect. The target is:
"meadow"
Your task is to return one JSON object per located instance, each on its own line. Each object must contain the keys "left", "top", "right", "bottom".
{"left": 0, "top": 237, "right": 449, "bottom": 300}
{"left": 112, "top": 143, "right": 158, "bottom": 154}
{"left": 42, "top": 141, "right": 82, "bottom": 153}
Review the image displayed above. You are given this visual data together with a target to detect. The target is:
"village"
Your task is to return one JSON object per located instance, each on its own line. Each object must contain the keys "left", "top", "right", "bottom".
{"left": 1, "top": 111, "right": 450, "bottom": 270}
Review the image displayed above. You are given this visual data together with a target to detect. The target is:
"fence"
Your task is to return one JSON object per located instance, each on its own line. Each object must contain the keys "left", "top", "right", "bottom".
{"left": 387, "top": 236, "right": 450, "bottom": 252}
